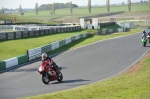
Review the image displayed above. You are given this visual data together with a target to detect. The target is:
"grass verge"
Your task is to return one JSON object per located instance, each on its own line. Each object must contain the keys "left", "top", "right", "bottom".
{"left": 0, "top": 30, "right": 87, "bottom": 60}
{"left": 18, "top": 28, "right": 150, "bottom": 99}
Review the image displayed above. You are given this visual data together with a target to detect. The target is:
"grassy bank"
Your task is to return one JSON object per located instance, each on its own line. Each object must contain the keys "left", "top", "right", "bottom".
{"left": 0, "top": 30, "right": 87, "bottom": 60}
{"left": 18, "top": 28, "right": 150, "bottom": 99}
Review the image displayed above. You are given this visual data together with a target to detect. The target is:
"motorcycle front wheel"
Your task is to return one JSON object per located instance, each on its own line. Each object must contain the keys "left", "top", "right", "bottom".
{"left": 42, "top": 73, "right": 50, "bottom": 84}
{"left": 143, "top": 42, "right": 146, "bottom": 47}
{"left": 57, "top": 72, "right": 63, "bottom": 82}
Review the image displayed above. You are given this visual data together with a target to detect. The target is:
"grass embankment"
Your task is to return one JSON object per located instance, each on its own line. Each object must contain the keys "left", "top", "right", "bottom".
{"left": 0, "top": 30, "right": 87, "bottom": 60}
{"left": 19, "top": 28, "right": 150, "bottom": 99}
{"left": 0, "top": 14, "right": 42, "bottom": 23}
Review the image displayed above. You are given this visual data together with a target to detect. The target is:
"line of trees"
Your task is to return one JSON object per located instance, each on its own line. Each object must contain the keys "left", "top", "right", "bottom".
{"left": 1, "top": 0, "right": 150, "bottom": 15}
{"left": 38, "top": 3, "right": 78, "bottom": 11}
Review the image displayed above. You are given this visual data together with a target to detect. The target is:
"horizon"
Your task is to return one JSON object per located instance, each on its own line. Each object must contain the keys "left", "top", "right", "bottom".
{"left": 0, "top": 0, "right": 145, "bottom": 9}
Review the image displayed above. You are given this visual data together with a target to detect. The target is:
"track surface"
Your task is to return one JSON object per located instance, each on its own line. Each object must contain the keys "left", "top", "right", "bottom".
{"left": 0, "top": 33, "right": 150, "bottom": 99}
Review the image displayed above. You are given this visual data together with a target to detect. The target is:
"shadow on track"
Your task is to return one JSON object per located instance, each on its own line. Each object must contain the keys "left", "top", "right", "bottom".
{"left": 52, "top": 79, "right": 90, "bottom": 84}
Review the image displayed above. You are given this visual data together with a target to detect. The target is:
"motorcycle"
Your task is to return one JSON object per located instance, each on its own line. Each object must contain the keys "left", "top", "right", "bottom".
{"left": 141, "top": 37, "right": 147, "bottom": 47}
{"left": 38, "top": 61, "right": 63, "bottom": 84}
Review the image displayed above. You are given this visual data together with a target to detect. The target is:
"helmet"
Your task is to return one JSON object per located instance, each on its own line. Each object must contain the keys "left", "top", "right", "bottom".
{"left": 41, "top": 53, "right": 47, "bottom": 61}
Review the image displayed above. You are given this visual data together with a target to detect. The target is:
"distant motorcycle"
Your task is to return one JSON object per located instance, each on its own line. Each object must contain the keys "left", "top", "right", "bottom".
{"left": 38, "top": 61, "right": 63, "bottom": 84}
{"left": 141, "top": 37, "right": 147, "bottom": 47}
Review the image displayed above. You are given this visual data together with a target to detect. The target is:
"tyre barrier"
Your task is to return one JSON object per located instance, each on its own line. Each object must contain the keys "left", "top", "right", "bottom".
{"left": 95, "top": 28, "right": 127, "bottom": 35}
{"left": 0, "top": 26, "right": 81, "bottom": 40}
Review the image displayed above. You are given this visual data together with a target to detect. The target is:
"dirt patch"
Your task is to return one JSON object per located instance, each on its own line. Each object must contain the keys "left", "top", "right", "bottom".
{"left": 134, "top": 16, "right": 150, "bottom": 20}
{"left": 123, "top": 53, "right": 149, "bottom": 75}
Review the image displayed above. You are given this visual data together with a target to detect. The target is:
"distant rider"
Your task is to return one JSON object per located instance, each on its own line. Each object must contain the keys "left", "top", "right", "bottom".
{"left": 141, "top": 30, "right": 147, "bottom": 40}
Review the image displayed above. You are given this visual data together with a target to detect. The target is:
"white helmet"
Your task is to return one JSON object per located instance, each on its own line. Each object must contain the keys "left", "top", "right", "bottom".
{"left": 41, "top": 53, "right": 47, "bottom": 61}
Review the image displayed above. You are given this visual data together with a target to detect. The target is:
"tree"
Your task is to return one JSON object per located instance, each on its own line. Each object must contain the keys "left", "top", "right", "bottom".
{"left": 70, "top": 1, "right": 73, "bottom": 14}
{"left": 88, "top": 0, "right": 91, "bottom": 13}
{"left": 38, "top": 3, "right": 78, "bottom": 10}
{"left": 2, "top": 7, "right": 4, "bottom": 14}
{"left": 149, "top": 0, "right": 150, "bottom": 8}
{"left": 52, "top": 2, "right": 55, "bottom": 15}
{"left": 35, "top": 2, "right": 38, "bottom": 15}
{"left": 19, "top": 4, "right": 22, "bottom": 14}
{"left": 121, "top": 2, "right": 125, "bottom": 5}
{"left": 140, "top": 0, "right": 143, "bottom": 3}
{"left": 128, "top": 0, "right": 131, "bottom": 12}
{"left": 106, "top": 0, "right": 110, "bottom": 12}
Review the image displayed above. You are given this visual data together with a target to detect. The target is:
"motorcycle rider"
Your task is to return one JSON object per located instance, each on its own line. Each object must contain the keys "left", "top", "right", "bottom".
{"left": 41, "top": 53, "right": 61, "bottom": 76}
{"left": 142, "top": 30, "right": 147, "bottom": 37}
{"left": 141, "top": 30, "right": 147, "bottom": 43}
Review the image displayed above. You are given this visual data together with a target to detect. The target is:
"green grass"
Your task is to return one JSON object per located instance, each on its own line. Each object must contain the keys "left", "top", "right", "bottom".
{"left": 0, "top": 30, "right": 87, "bottom": 61}
{"left": 0, "top": 14, "right": 43, "bottom": 23}
{"left": 1, "top": 4, "right": 148, "bottom": 22}
{"left": 0, "top": 4, "right": 149, "bottom": 23}
{"left": 100, "top": 24, "right": 121, "bottom": 30}
{"left": 18, "top": 28, "right": 150, "bottom": 99}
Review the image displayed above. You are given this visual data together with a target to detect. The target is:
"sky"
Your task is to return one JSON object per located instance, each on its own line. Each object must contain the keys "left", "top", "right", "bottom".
{"left": 0, "top": 0, "right": 145, "bottom": 9}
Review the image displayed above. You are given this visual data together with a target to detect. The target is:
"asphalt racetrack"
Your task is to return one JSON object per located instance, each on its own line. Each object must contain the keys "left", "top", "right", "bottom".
{"left": 0, "top": 33, "right": 150, "bottom": 99}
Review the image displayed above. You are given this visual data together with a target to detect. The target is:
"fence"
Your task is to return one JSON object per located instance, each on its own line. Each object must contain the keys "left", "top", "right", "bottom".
{"left": 95, "top": 28, "right": 127, "bottom": 35}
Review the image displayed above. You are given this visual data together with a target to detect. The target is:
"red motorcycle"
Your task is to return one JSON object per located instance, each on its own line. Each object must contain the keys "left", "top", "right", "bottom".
{"left": 38, "top": 61, "right": 63, "bottom": 84}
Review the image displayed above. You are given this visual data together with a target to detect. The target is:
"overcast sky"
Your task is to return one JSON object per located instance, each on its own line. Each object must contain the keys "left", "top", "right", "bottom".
{"left": 0, "top": 0, "right": 145, "bottom": 9}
